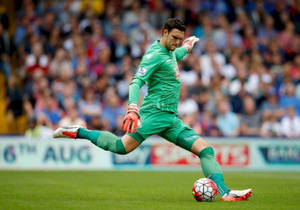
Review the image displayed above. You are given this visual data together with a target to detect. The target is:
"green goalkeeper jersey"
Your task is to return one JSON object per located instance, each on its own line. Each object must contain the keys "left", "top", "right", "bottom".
{"left": 129, "top": 40, "right": 188, "bottom": 114}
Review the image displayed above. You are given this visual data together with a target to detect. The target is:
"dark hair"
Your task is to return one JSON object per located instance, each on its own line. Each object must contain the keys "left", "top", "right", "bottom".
{"left": 162, "top": 18, "right": 186, "bottom": 33}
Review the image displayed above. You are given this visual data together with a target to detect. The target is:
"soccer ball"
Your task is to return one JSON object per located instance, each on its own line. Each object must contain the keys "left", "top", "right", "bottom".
{"left": 192, "top": 178, "right": 218, "bottom": 202}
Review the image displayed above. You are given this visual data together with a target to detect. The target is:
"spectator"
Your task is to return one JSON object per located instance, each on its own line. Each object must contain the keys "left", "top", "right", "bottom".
{"left": 209, "top": 114, "right": 223, "bottom": 137}
{"left": 129, "top": 14, "right": 158, "bottom": 57}
{"left": 279, "top": 82, "right": 300, "bottom": 114}
{"left": 25, "top": 115, "right": 53, "bottom": 140}
{"left": 261, "top": 90, "right": 285, "bottom": 119}
{"left": 229, "top": 62, "right": 248, "bottom": 114}
{"left": 290, "top": 54, "right": 300, "bottom": 83}
{"left": 217, "top": 98, "right": 240, "bottom": 137}
{"left": 72, "top": 48, "right": 89, "bottom": 77}
{"left": 220, "top": 53, "right": 239, "bottom": 80}
{"left": 148, "top": 0, "right": 170, "bottom": 30}
{"left": 117, "top": 67, "right": 133, "bottom": 100}
{"left": 49, "top": 48, "right": 72, "bottom": 78}
{"left": 101, "top": 87, "right": 125, "bottom": 130}
{"left": 192, "top": 88, "right": 217, "bottom": 114}
{"left": 257, "top": 15, "right": 277, "bottom": 46}
{"left": 278, "top": 21, "right": 296, "bottom": 59}
{"left": 200, "top": 39, "right": 225, "bottom": 86}
{"left": 260, "top": 112, "right": 281, "bottom": 138}
{"left": 58, "top": 107, "right": 86, "bottom": 127}
{"left": 269, "top": 51, "right": 284, "bottom": 79}
{"left": 229, "top": 61, "right": 249, "bottom": 96}
{"left": 38, "top": 11, "right": 55, "bottom": 41}
{"left": 6, "top": 76, "right": 24, "bottom": 133}
{"left": 57, "top": 81, "right": 80, "bottom": 109}
{"left": 86, "top": 23, "right": 109, "bottom": 68}
{"left": 239, "top": 96, "right": 261, "bottom": 136}
{"left": 25, "top": 42, "right": 49, "bottom": 76}
{"left": 111, "top": 31, "right": 131, "bottom": 63}
{"left": 281, "top": 107, "right": 300, "bottom": 138}
{"left": 79, "top": 88, "right": 102, "bottom": 123}
{"left": 123, "top": 0, "right": 141, "bottom": 30}
{"left": 178, "top": 84, "right": 198, "bottom": 117}
{"left": 242, "top": 24, "right": 258, "bottom": 52}
{"left": 199, "top": 109, "right": 213, "bottom": 136}
{"left": 0, "top": 22, "right": 12, "bottom": 79}
{"left": 38, "top": 91, "right": 60, "bottom": 127}
{"left": 213, "top": 14, "right": 242, "bottom": 50}
{"left": 90, "top": 46, "right": 111, "bottom": 78}
{"left": 14, "top": 15, "right": 30, "bottom": 47}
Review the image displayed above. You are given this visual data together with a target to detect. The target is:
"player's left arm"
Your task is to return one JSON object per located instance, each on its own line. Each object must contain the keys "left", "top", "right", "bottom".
{"left": 175, "top": 36, "right": 199, "bottom": 60}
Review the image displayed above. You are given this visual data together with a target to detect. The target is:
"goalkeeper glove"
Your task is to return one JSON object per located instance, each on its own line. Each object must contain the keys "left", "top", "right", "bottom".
{"left": 122, "top": 104, "right": 140, "bottom": 133}
{"left": 182, "top": 36, "right": 199, "bottom": 53}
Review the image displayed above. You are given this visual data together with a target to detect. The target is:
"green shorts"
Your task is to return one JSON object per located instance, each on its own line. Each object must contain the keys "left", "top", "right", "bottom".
{"left": 127, "top": 108, "right": 200, "bottom": 151}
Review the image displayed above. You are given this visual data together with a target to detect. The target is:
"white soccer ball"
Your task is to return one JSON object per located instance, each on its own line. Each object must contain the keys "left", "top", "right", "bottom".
{"left": 192, "top": 178, "right": 218, "bottom": 202}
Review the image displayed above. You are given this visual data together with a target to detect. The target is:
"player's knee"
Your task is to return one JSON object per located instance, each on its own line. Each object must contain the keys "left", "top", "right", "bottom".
{"left": 191, "top": 137, "right": 210, "bottom": 155}
{"left": 119, "top": 145, "right": 135, "bottom": 155}
{"left": 120, "top": 135, "right": 140, "bottom": 154}
{"left": 198, "top": 137, "right": 210, "bottom": 148}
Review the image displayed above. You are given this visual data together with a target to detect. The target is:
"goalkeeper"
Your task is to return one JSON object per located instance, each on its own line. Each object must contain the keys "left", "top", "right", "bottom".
{"left": 54, "top": 18, "right": 252, "bottom": 201}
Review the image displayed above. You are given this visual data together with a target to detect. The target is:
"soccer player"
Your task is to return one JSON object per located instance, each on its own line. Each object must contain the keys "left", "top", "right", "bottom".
{"left": 53, "top": 18, "right": 252, "bottom": 201}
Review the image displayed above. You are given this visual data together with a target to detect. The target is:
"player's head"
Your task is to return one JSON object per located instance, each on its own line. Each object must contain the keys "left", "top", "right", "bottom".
{"left": 161, "top": 18, "right": 186, "bottom": 51}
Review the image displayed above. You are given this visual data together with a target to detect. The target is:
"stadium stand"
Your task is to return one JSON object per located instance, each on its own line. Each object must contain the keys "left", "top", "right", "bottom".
{"left": 1, "top": 0, "right": 300, "bottom": 138}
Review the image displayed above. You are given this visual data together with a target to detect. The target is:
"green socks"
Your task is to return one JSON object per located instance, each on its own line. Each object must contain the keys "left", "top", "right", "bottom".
{"left": 198, "top": 147, "right": 230, "bottom": 196}
{"left": 77, "top": 128, "right": 127, "bottom": 154}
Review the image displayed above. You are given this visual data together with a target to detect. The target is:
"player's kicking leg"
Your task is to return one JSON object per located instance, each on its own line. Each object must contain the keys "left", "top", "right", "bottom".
{"left": 53, "top": 126, "right": 80, "bottom": 139}
{"left": 53, "top": 126, "right": 139, "bottom": 154}
{"left": 191, "top": 138, "right": 252, "bottom": 201}
{"left": 221, "top": 189, "right": 252, "bottom": 201}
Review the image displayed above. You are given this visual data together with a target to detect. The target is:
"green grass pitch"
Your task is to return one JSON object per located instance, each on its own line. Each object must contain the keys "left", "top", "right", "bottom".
{"left": 0, "top": 171, "right": 300, "bottom": 210}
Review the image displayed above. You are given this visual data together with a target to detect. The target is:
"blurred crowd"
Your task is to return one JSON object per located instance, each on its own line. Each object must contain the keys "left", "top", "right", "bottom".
{"left": 0, "top": 0, "right": 300, "bottom": 139}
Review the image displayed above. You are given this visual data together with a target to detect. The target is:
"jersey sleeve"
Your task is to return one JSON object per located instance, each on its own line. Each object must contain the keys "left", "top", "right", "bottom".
{"left": 174, "top": 46, "right": 188, "bottom": 61}
{"left": 128, "top": 52, "right": 162, "bottom": 105}
{"left": 135, "top": 52, "right": 162, "bottom": 83}
{"left": 128, "top": 77, "right": 144, "bottom": 105}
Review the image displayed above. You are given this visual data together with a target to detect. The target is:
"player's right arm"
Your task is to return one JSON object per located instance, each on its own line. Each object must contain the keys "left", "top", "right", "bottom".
{"left": 122, "top": 52, "right": 162, "bottom": 133}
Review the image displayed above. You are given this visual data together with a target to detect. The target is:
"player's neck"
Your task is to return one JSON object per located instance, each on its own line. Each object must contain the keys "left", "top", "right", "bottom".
{"left": 159, "top": 38, "right": 170, "bottom": 51}
{"left": 160, "top": 38, "right": 167, "bottom": 48}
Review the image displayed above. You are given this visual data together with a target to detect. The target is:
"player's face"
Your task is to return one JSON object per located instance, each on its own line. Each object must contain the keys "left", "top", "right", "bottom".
{"left": 164, "top": 29, "right": 184, "bottom": 51}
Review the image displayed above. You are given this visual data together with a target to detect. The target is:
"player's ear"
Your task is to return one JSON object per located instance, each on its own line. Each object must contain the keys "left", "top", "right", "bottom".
{"left": 162, "top": 29, "right": 169, "bottom": 37}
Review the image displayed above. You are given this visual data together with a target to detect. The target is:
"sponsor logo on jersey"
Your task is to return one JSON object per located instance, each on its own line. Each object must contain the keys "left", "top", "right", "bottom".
{"left": 137, "top": 67, "right": 147, "bottom": 76}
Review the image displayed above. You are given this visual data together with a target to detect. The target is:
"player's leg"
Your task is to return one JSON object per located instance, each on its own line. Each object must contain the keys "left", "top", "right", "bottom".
{"left": 160, "top": 119, "right": 252, "bottom": 201}
{"left": 53, "top": 126, "right": 139, "bottom": 154}
{"left": 189, "top": 137, "right": 231, "bottom": 196}
{"left": 53, "top": 108, "right": 168, "bottom": 154}
{"left": 160, "top": 127, "right": 230, "bottom": 196}
{"left": 190, "top": 137, "right": 252, "bottom": 201}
